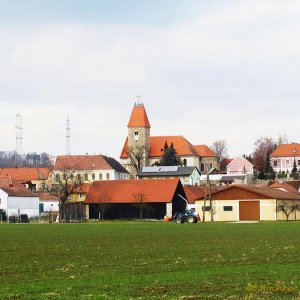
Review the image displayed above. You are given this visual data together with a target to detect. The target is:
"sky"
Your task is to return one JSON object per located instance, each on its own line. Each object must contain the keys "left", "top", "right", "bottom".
{"left": 1, "top": 0, "right": 299, "bottom": 160}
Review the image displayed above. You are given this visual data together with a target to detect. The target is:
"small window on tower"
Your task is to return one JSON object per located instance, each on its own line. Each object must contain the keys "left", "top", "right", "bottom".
{"left": 134, "top": 131, "right": 139, "bottom": 141}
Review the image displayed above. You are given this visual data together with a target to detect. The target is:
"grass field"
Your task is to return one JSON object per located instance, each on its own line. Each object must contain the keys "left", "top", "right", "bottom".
{"left": 0, "top": 222, "right": 299, "bottom": 300}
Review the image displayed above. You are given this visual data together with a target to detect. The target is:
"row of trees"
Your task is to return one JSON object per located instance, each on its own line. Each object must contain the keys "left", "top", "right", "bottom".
{"left": 0, "top": 151, "right": 53, "bottom": 168}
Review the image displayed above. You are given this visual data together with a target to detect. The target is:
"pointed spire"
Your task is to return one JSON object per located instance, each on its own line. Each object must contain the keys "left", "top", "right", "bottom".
{"left": 127, "top": 103, "right": 151, "bottom": 128}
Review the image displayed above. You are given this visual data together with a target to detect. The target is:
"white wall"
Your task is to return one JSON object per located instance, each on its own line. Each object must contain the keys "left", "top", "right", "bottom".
{"left": 40, "top": 201, "right": 59, "bottom": 213}
{"left": 0, "top": 189, "right": 8, "bottom": 211}
{"left": 7, "top": 196, "right": 39, "bottom": 218}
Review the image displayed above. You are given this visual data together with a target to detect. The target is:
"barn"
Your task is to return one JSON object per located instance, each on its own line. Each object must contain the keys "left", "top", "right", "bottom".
{"left": 84, "top": 179, "right": 187, "bottom": 220}
{"left": 195, "top": 185, "right": 300, "bottom": 221}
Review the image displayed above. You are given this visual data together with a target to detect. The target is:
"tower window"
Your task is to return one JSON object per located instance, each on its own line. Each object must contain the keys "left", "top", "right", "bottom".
{"left": 134, "top": 131, "right": 139, "bottom": 141}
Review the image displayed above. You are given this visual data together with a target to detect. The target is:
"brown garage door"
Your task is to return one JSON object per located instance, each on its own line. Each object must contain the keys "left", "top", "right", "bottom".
{"left": 239, "top": 201, "right": 260, "bottom": 221}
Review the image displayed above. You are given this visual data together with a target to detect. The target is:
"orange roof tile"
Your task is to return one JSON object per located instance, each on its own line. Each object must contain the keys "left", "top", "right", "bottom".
{"left": 54, "top": 155, "right": 127, "bottom": 172}
{"left": 36, "top": 192, "right": 59, "bottom": 201}
{"left": 0, "top": 168, "right": 50, "bottom": 182}
{"left": 120, "top": 136, "right": 200, "bottom": 159}
{"left": 0, "top": 176, "right": 36, "bottom": 197}
{"left": 127, "top": 103, "right": 151, "bottom": 128}
{"left": 271, "top": 144, "right": 300, "bottom": 157}
{"left": 183, "top": 186, "right": 205, "bottom": 204}
{"left": 85, "top": 179, "right": 182, "bottom": 204}
{"left": 193, "top": 145, "right": 217, "bottom": 157}
{"left": 269, "top": 182, "right": 300, "bottom": 194}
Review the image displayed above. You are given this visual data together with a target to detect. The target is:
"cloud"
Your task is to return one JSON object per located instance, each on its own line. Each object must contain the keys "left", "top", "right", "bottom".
{"left": 0, "top": 0, "right": 299, "bottom": 158}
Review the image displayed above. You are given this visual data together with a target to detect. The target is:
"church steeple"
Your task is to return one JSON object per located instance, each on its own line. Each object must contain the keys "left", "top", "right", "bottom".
{"left": 127, "top": 103, "right": 151, "bottom": 171}
{"left": 127, "top": 103, "right": 151, "bottom": 128}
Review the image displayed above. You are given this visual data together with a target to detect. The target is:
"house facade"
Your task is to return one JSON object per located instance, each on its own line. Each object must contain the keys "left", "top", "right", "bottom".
{"left": 120, "top": 103, "right": 218, "bottom": 176}
{"left": 0, "top": 177, "right": 39, "bottom": 218}
{"left": 226, "top": 156, "right": 254, "bottom": 175}
{"left": 52, "top": 155, "right": 130, "bottom": 182}
{"left": 270, "top": 143, "right": 300, "bottom": 173}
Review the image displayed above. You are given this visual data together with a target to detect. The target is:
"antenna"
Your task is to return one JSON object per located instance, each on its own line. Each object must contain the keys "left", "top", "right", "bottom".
{"left": 66, "top": 115, "right": 70, "bottom": 156}
{"left": 16, "top": 112, "right": 23, "bottom": 155}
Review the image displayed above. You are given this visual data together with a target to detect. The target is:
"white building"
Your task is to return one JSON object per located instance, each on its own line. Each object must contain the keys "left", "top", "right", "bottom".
{"left": 0, "top": 177, "right": 39, "bottom": 218}
{"left": 271, "top": 143, "right": 300, "bottom": 173}
{"left": 53, "top": 154, "right": 130, "bottom": 182}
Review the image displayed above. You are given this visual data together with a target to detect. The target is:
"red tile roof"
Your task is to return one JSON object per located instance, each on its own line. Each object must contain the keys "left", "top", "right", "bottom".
{"left": 121, "top": 136, "right": 199, "bottom": 159}
{"left": 183, "top": 186, "right": 206, "bottom": 204}
{"left": 127, "top": 103, "right": 151, "bottom": 128}
{"left": 193, "top": 145, "right": 217, "bottom": 157}
{"left": 72, "top": 183, "right": 91, "bottom": 194}
{"left": 269, "top": 182, "right": 300, "bottom": 194}
{"left": 0, "top": 176, "right": 36, "bottom": 197}
{"left": 0, "top": 168, "right": 50, "bottom": 182}
{"left": 199, "top": 185, "right": 300, "bottom": 201}
{"left": 271, "top": 144, "right": 300, "bottom": 157}
{"left": 85, "top": 179, "right": 182, "bottom": 204}
{"left": 54, "top": 155, "right": 127, "bottom": 172}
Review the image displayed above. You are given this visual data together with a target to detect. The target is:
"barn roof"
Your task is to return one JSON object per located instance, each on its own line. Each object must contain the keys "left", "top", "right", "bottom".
{"left": 193, "top": 145, "right": 217, "bottom": 157}
{"left": 0, "top": 176, "right": 36, "bottom": 197}
{"left": 197, "top": 185, "right": 300, "bottom": 201}
{"left": 85, "top": 179, "right": 184, "bottom": 204}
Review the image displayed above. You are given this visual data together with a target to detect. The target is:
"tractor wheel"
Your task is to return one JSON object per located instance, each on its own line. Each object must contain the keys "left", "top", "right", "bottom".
{"left": 176, "top": 217, "right": 183, "bottom": 224}
{"left": 187, "top": 216, "right": 195, "bottom": 224}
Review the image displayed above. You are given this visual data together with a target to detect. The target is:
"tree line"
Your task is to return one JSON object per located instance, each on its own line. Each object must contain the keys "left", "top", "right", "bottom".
{"left": 0, "top": 151, "right": 53, "bottom": 168}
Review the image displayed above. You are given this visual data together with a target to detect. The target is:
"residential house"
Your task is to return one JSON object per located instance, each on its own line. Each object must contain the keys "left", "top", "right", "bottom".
{"left": 85, "top": 179, "right": 187, "bottom": 220}
{"left": 53, "top": 154, "right": 130, "bottom": 182}
{"left": 270, "top": 143, "right": 300, "bottom": 173}
{"left": 0, "top": 177, "right": 39, "bottom": 218}
{"left": 195, "top": 185, "right": 300, "bottom": 222}
{"left": 120, "top": 103, "right": 218, "bottom": 176}
{"left": 137, "top": 166, "right": 201, "bottom": 186}
{"left": 0, "top": 167, "right": 50, "bottom": 191}
{"left": 226, "top": 156, "right": 254, "bottom": 175}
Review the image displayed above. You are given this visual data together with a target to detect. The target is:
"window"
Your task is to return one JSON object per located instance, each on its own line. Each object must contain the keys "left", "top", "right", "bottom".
{"left": 106, "top": 173, "right": 110, "bottom": 180}
{"left": 0, "top": 198, "right": 1, "bottom": 205}
{"left": 70, "top": 173, "right": 74, "bottom": 179}
{"left": 99, "top": 173, "right": 102, "bottom": 180}
{"left": 79, "top": 193, "right": 83, "bottom": 199}
{"left": 84, "top": 173, "right": 88, "bottom": 180}
{"left": 200, "top": 163, "right": 205, "bottom": 172}
{"left": 92, "top": 173, "right": 95, "bottom": 180}
{"left": 209, "top": 162, "right": 213, "bottom": 169}
{"left": 223, "top": 206, "right": 233, "bottom": 211}
{"left": 273, "top": 160, "right": 277, "bottom": 167}
{"left": 55, "top": 174, "right": 60, "bottom": 181}
{"left": 77, "top": 174, "right": 81, "bottom": 180}
{"left": 183, "top": 159, "right": 187, "bottom": 166}
{"left": 298, "top": 160, "right": 300, "bottom": 166}
{"left": 134, "top": 131, "right": 139, "bottom": 141}
{"left": 202, "top": 206, "right": 211, "bottom": 211}
{"left": 286, "top": 160, "right": 290, "bottom": 166}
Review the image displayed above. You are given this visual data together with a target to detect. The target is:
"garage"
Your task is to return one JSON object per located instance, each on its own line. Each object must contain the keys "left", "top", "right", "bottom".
{"left": 239, "top": 201, "right": 260, "bottom": 221}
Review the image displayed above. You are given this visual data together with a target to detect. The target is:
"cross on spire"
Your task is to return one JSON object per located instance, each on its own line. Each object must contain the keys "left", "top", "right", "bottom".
{"left": 136, "top": 94, "right": 142, "bottom": 104}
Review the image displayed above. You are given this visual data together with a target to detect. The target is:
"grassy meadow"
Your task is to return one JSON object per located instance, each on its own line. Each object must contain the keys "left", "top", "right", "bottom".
{"left": 0, "top": 221, "right": 299, "bottom": 300}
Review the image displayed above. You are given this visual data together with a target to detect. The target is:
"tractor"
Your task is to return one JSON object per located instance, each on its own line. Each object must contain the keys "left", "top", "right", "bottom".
{"left": 173, "top": 209, "right": 199, "bottom": 224}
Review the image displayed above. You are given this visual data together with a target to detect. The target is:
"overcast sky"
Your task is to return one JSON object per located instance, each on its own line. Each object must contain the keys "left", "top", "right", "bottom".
{"left": 1, "top": 0, "right": 299, "bottom": 159}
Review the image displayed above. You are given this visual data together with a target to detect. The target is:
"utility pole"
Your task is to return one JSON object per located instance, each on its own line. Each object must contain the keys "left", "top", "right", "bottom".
{"left": 202, "top": 167, "right": 213, "bottom": 222}
{"left": 16, "top": 112, "right": 23, "bottom": 166}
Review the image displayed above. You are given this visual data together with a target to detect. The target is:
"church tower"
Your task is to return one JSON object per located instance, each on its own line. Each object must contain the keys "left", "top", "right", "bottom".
{"left": 128, "top": 103, "right": 151, "bottom": 152}
{"left": 127, "top": 103, "right": 151, "bottom": 170}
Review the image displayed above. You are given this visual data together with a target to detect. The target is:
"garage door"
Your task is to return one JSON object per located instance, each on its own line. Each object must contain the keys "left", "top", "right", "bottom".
{"left": 239, "top": 201, "right": 260, "bottom": 221}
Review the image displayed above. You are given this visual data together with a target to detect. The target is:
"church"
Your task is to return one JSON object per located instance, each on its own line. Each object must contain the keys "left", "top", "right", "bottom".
{"left": 120, "top": 103, "right": 218, "bottom": 176}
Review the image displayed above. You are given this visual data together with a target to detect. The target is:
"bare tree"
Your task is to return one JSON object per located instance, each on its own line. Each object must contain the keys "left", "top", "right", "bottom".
{"left": 126, "top": 145, "right": 149, "bottom": 173}
{"left": 252, "top": 137, "right": 275, "bottom": 173}
{"left": 44, "top": 168, "right": 84, "bottom": 222}
{"left": 211, "top": 140, "right": 228, "bottom": 163}
{"left": 277, "top": 200, "right": 300, "bottom": 221}
{"left": 98, "top": 192, "right": 111, "bottom": 221}
{"left": 133, "top": 191, "right": 148, "bottom": 221}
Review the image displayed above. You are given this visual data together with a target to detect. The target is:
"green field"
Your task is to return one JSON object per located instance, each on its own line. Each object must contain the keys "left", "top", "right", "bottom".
{"left": 0, "top": 222, "right": 299, "bottom": 300}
